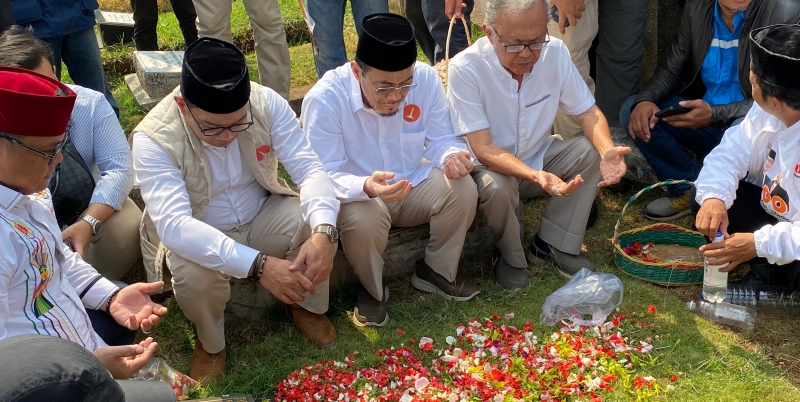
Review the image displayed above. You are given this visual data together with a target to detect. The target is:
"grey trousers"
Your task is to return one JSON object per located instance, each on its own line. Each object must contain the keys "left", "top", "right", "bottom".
{"left": 338, "top": 168, "right": 477, "bottom": 301}
{"left": 596, "top": 0, "right": 650, "bottom": 127}
{"left": 472, "top": 137, "right": 601, "bottom": 268}
{"left": 0, "top": 335, "right": 175, "bottom": 402}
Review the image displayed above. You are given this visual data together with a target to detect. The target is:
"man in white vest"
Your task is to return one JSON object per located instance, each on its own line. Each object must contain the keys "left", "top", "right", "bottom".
{"left": 302, "top": 13, "right": 479, "bottom": 328}
{"left": 132, "top": 38, "right": 341, "bottom": 384}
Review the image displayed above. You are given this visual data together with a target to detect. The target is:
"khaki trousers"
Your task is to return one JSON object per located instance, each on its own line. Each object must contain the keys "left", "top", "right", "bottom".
{"left": 547, "top": 0, "right": 599, "bottom": 139}
{"left": 84, "top": 198, "right": 143, "bottom": 281}
{"left": 192, "top": 0, "right": 291, "bottom": 99}
{"left": 472, "top": 137, "right": 600, "bottom": 268}
{"left": 338, "top": 168, "right": 477, "bottom": 301}
{"left": 169, "top": 195, "right": 329, "bottom": 354}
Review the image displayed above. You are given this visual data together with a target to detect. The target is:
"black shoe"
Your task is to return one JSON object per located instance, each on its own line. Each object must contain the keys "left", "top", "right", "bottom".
{"left": 528, "top": 234, "right": 595, "bottom": 278}
{"left": 605, "top": 177, "right": 632, "bottom": 193}
{"left": 411, "top": 259, "right": 480, "bottom": 301}
{"left": 352, "top": 284, "right": 389, "bottom": 327}
{"left": 494, "top": 257, "right": 530, "bottom": 290}
{"left": 586, "top": 200, "right": 599, "bottom": 230}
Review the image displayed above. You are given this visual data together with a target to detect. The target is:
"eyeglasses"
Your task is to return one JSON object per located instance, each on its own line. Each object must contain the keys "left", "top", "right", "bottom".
{"left": 360, "top": 69, "right": 418, "bottom": 95}
{"left": 187, "top": 103, "right": 254, "bottom": 136}
{"left": 0, "top": 132, "right": 68, "bottom": 166}
{"left": 492, "top": 29, "right": 550, "bottom": 53}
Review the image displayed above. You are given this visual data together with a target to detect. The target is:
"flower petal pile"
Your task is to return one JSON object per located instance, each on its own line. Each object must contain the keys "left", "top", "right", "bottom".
{"left": 276, "top": 314, "right": 673, "bottom": 401}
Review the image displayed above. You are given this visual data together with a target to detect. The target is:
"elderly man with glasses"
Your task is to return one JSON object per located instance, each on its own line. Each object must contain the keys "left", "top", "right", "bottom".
{"left": 302, "top": 13, "right": 479, "bottom": 328}
{"left": 446, "top": 0, "right": 629, "bottom": 287}
{"left": 131, "top": 38, "right": 340, "bottom": 384}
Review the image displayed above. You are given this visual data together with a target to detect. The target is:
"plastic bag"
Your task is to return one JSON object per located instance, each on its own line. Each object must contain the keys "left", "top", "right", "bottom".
{"left": 540, "top": 268, "right": 624, "bottom": 326}
{"left": 134, "top": 357, "right": 197, "bottom": 400}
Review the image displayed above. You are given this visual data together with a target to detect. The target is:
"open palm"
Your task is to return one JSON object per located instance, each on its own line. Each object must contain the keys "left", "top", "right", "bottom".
{"left": 109, "top": 281, "right": 168, "bottom": 331}
{"left": 599, "top": 147, "right": 631, "bottom": 187}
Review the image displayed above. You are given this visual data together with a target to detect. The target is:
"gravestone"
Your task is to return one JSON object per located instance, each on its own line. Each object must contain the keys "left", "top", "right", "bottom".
{"left": 124, "top": 74, "right": 160, "bottom": 111}
{"left": 94, "top": 10, "right": 134, "bottom": 46}
{"left": 134, "top": 51, "right": 184, "bottom": 100}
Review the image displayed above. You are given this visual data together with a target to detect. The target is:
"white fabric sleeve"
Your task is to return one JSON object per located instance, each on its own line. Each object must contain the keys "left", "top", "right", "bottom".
{"left": 132, "top": 133, "right": 258, "bottom": 279}
{"left": 695, "top": 105, "right": 760, "bottom": 208}
{"left": 446, "top": 61, "right": 491, "bottom": 136}
{"left": 754, "top": 222, "right": 800, "bottom": 266}
{"left": 263, "top": 88, "right": 340, "bottom": 226}
{"left": 301, "top": 88, "right": 373, "bottom": 202}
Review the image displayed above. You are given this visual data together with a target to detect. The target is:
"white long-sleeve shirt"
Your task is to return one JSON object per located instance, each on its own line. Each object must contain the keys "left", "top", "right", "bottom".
{"left": 0, "top": 185, "right": 117, "bottom": 350}
{"left": 133, "top": 86, "right": 339, "bottom": 279}
{"left": 696, "top": 102, "right": 800, "bottom": 265}
{"left": 301, "top": 62, "right": 467, "bottom": 202}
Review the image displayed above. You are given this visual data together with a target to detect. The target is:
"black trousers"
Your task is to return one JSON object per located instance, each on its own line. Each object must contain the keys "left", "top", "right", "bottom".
{"left": 691, "top": 181, "right": 800, "bottom": 288}
{"left": 130, "top": 0, "right": 198, "bottom": 51}
{"left": 0, "top": 335, "right": 175, "bottom": 402}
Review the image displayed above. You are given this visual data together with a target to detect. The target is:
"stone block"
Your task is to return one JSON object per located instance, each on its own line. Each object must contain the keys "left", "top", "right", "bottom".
{"left": 125, "top": 74, "right": 160, "bottom": 111}
{"left": 226, "top": 206, "right": 523, "bottom": 320}
{"left": 134, "top": 51, "right": 184, "bottom": 101}
{"left": 94, "top": 10, "right": 134, "bottom": 46}
{"left": 611, "top": 127, "right": 657, "bottom": 184}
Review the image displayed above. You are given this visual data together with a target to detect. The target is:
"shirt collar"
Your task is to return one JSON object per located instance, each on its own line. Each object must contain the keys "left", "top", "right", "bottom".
{"left": 348, "top": 68, "right": 366, "bottom": 113}
{"left": 0, "top": 183, "right": 24, "bottom": 211}
{"left": 714, "top": 2, "right": 746, "bottom": 31}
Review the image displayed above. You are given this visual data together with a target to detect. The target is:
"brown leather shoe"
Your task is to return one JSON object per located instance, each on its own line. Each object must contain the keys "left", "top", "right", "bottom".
{"left": 188, "top": 339, "right": 226, "bottom": 385}
{"left": 288, "top": 304, "right": 338, "bottom": 348}
{"left": 411, "top": 259, "right": 480, "bottom": 301}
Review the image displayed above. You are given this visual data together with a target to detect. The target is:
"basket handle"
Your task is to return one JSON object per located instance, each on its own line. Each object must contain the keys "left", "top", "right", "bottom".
{"left": 443, "top": 15, "right": 472, "bottom": 89}
{"left": 612, "top": 179, "right": 694, "bottom": 243}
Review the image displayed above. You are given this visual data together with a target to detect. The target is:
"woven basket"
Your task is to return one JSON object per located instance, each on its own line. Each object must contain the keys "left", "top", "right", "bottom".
{"left": 611, "top": 180, "right": 707, "bottom": 286}
{"left": 434, "top": 15, "right": 472, "bottom": 89}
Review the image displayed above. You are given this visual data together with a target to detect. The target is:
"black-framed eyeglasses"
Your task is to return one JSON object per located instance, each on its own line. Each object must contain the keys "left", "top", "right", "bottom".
{"left": 0, "top": 132, "right": 68, "bottom": 166}
{"left": 493, "top": 29, "right": 550, "bottom": 53}
{"left": 187, "top": 103, "right": 254, "bottom": 136}
{"left": 360, "top": 69, "right": 418, "bottom": 95}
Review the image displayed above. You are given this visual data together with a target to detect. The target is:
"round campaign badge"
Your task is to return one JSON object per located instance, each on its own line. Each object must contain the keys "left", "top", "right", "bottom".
{"left": 256, "top": 144, "right": 271, "bottom": 162}
{"left": 403, "top": 104, "right": 421, "bottom": 123}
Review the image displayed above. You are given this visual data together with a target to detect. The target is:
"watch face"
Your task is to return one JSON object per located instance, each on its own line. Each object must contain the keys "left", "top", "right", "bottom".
{"left": 93, "top": 221, "right": 102, "bottom": 234}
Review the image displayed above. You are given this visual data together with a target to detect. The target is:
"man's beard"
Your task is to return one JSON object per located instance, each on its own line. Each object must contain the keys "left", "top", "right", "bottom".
{"left": 379, "top": 110, "right": 399, "bottom": 117}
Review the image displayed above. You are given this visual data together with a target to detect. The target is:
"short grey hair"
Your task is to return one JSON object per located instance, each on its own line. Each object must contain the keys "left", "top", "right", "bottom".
{"left": 485, "top": 0, "right": 550, "bottom": 27}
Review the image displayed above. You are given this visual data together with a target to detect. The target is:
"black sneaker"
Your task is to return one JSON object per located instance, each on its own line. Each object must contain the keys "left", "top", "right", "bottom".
{"left": 352, "top": 284, "right": 389, "bottom": 327}
{"left": 528, "top": 234, "right": 595, "bottom": 278}
{"left": 410, "top": 259, "right": 480, "bottom": 301}
{"left": 494, "top": 257, "right": 530, "bottom": 290}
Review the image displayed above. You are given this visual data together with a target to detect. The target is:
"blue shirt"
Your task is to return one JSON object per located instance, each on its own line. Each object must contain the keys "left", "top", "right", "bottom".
{"left": 67, "top": 84, "right": 133, "bottom": 211}
{"left": 700, "top": 4, "right": 746, "bottom": 106}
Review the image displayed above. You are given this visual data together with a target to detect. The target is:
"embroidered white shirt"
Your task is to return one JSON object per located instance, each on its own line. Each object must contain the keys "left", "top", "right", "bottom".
{"left": 446, "top": 37, "right": 595, "bottom": 170}
{"left": 301, "top": 62, "right": 467, "bottom": 202}
{"left": 133, "top": 86, "right": 340, "bottom": 279}
{"left": 0, "top": 185, "right": 117, "bottom": 350}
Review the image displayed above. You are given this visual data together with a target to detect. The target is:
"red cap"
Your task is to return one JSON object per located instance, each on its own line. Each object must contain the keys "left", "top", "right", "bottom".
{"left": 0, "top": 66, "right": 77, "bottom": 137}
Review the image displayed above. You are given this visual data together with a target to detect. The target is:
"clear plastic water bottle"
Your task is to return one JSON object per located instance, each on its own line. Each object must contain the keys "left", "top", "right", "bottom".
{"left": 686, "top": 300, "right": 757, "bottom": 331}
{"left": 703, "top": 232, "right": 728, "bottom": 303}
{"left": 725, "top": 284, "right": 800, "bottom": 315}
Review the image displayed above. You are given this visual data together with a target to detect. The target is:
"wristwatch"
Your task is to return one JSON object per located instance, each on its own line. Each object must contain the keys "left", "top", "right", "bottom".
{"left": 312, "top": 224, "right": 339, "bottom": 243}
{"left": 82, "top": 215, "right": 102, "bottom": 236}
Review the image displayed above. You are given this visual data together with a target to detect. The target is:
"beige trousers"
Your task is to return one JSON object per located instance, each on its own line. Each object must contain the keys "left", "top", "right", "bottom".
{"left": 548, "top": 0, "right": 599, "bottom": 139}
{"left": 192, "top": 0, "right": 291, "bottom": 99}
{"left": 169, "top": 195, "right": 330, "bottom": 354}
{"left": 472, "top": 137, "right": 600, "bottom": 267}
{"left": 338, "top": 168, "right": 477, "bottom": 301}
{"left": 84, "top": 198, "right": 143, "bottom": 281}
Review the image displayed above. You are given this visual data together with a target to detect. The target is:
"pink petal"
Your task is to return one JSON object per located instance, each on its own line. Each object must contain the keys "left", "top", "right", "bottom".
{"left": 505, "top": 313, "right": 515, "bottom": 320}
{"left": 414, "top": 377, "right": 429, "bottom": 391}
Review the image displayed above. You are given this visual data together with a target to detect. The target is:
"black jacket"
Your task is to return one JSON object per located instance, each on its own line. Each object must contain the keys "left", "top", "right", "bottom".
{"left": 0, "top": 0, "right": 14, "bottom": 33}
{"left": 634, "top": 0, "right": 800, "bottom": 127}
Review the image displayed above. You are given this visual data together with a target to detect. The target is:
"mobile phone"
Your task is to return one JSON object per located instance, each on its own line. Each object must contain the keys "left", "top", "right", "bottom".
{"left": 655, "top": 105, "right": 692, "bottom": 118}
{"left": 550, "top": 6, "right": 570, "bottom": 27}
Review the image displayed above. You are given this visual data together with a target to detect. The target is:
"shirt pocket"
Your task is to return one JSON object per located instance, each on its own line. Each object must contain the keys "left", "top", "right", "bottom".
{"left": 10, "top": 0, "right": 43, "bottom": 24}
{"left": 400, "top": 130, "right": 427, "bottom": 172}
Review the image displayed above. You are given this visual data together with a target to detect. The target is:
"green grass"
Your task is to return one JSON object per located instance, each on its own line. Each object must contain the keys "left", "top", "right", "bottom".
{"left": 84, "top": 3, "right": 800, "bottom": 400}
{"left": 144, "top": 188, "right": 800, "bottom": 400}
